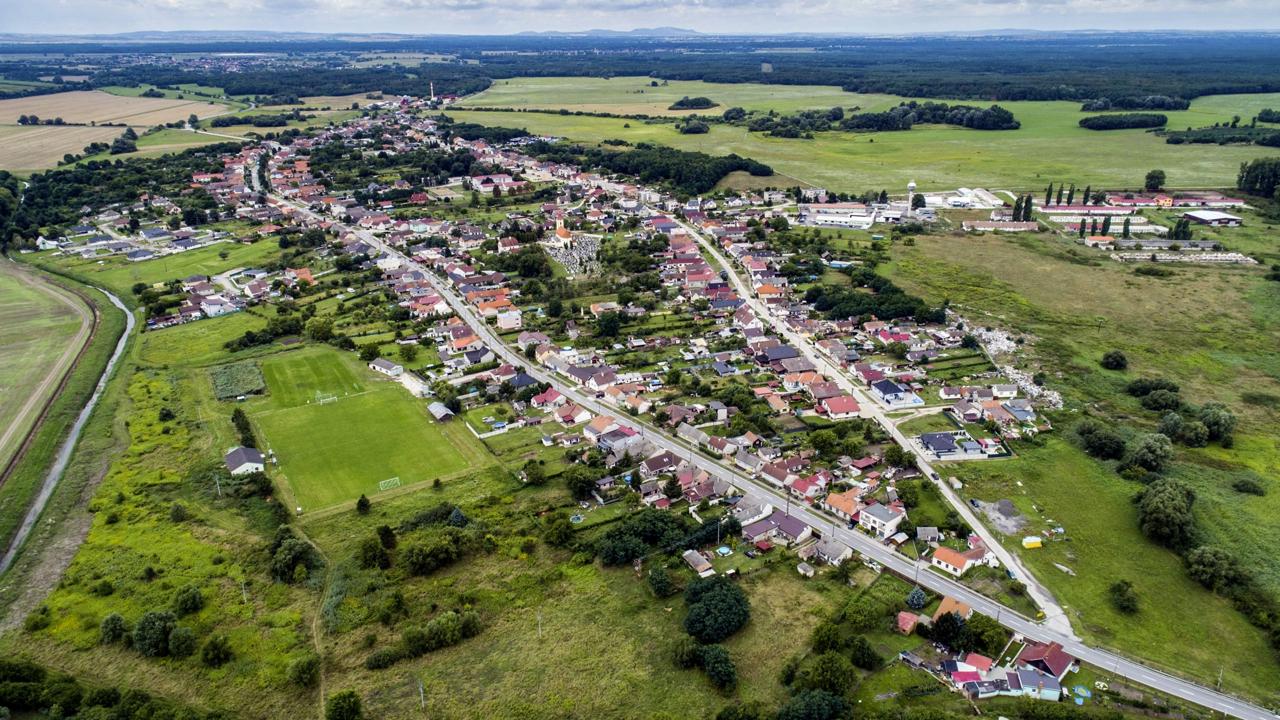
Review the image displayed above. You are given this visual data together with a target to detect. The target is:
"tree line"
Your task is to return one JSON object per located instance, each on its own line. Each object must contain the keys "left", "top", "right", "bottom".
{"left": 1078, "top": 113, "right": 1167, "bottom": 130}
{"left": 528, "top": 140, "right": 773, "bottom": 196}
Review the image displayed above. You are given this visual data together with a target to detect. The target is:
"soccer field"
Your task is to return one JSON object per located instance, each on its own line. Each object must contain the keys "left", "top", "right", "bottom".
{"left": 249, "top": 348, "right": 491, "bottom": 511}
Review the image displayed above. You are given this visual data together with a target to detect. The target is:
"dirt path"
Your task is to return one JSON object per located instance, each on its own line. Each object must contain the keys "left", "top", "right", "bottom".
{"left": 0, "top": 260, "right": 95, "bottom": 477}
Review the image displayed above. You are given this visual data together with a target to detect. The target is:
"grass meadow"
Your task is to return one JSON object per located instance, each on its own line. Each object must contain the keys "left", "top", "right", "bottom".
{"left": 139, "top": 310, "right": 272, "bottom": 369}
{"left": 246, "top": 347, "right": 491, "bottom": 512}
{"left": 0, "top": 372, "right": 319, "bottom": 719}
{"left": 451, "top": 78, "right": 1280, "bottom": 191}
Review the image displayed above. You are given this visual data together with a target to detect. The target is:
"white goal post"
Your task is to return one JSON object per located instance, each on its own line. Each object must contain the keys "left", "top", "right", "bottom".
{"left": 378, "top": 477, "right": 402, "bottom": 492}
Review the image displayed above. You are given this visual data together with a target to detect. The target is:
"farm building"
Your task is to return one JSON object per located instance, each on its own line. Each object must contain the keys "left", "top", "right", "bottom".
{"left": 224, "top": 446, "right": 265, "bottom": 476}
{"left": 1182, "top": 210, "right": 1241, "bottom": 227}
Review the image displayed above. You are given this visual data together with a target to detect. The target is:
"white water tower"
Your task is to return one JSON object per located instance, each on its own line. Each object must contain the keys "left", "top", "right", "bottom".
{"left": 907, "top": 180, "right": 917, "bottom": 216}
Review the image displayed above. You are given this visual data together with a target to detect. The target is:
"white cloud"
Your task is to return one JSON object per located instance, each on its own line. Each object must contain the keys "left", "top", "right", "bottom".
{"left": 7, "top": 0, "right": 1279, "bottom": 34}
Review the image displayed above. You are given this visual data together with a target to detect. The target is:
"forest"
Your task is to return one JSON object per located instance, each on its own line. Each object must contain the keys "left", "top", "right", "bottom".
{"left": 6, "top": 32, "right": 1280, "bottom": 103}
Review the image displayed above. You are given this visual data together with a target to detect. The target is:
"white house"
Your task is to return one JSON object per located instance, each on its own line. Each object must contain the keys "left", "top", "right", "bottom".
{"left": 369, "top": 358, "right": 404, "bottom": 377}
{"left": 859, "top": 502, "right": 906, "bottom": 539}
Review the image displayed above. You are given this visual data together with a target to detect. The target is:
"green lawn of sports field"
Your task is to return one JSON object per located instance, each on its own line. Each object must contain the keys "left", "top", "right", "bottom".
{"left": 247, "top": 347, "right": 491, "bottom": 512}
{"left": 453, "top": 77, "right": 1280, "bottom": 191}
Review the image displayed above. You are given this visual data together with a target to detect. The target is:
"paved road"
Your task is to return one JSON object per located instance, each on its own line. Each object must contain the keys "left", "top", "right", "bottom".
{"left": 265, "top": 182, "right": 1277, "bottom": 720}
{"left": 671, "top": 212, "right": 1073, "bottom": 636}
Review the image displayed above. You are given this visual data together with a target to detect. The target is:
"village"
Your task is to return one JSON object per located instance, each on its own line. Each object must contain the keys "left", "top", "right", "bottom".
{"left": 24, "top": 95, "right": 1272, "bottom": 715}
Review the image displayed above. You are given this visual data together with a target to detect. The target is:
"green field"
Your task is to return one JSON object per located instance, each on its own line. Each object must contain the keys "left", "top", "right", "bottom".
{"left": 247, "top": 348, "right": 491, "bottom": 511}
{"left": 0, "top": 263, "right": 87, "bottom": 468}
{"left": 453, "top": 78, "right": 1280, "bottom": 190}
{"left": 33, "top": 240, "right": 282, "bottom": 297}
{"left": 459, "top": 76, "right": 905, "bottom": 117}
{"left": 139, "top": 311, "right": 271, "bottom": 368}
{"left": 950, "top": 437, "right": 1280, "bottom": 704}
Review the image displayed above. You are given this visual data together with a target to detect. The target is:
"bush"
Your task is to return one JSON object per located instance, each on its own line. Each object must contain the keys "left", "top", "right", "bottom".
{"left": 132, "top": 611, "right": 177, "bottom": 657}
{"left": 776, "top": 690, "right": 849, "bottom": 720}
{"left": 325, "top": 690, "right": 363, "bottom": 720}
{"left": 401, "top": 535, "right": 462, "bottom": 576}
{"left": 358, "top": 536, "right": 391, "bottom": 570}
{"left": 673, "top": 636, "right": 702, "bottom": 669}
{"left": 848, "top": 635, "right": 883, "bottom": 670}
{"left": 1100, "top": 350, "right": 1128, "bottom": 370}
{"left": 172, "top": 585, "right": 204, "bottom": 616}
{"left": 698, "top": 645, "right": 738, "bottom": 690}
{"left": 795, "top": 651, "right": 854, "bottom": 695}
{"left": 809, "top": 621, "right": 842, "bottom": 654}
{"left": 1076, "top": 421, "right": 1126, "bottom": 460}
{"left": 168, "top": 626, "right": 196, "bottom": 658}
{"left": 1186, "top": 546, "right": 1247, "bottom": 593}
{"left": 287, "top": 654, "right": 321, "bottom": 687}
{"left": 356, "top": 494, "right": 370, "bottom": 514}
{"left": 201, "top": 635, "right": 234, "bottom": 667}
{"left": 1232, "top": 477, "right": 1265, "bottom": 495}
{"left": 1141, "top": 389, "right": 1182, "bottom": 412}
{"left": 1177, "top": 420, "right": 1209, "bottom": 447}
{"left": 1136, "top": 478, "right": 1196, "bottom": 550}
{"left": 647, "top": 566, "right": 678, "bottom": 598}
{"left": 363, "top": 648, "right": 404, "bottom": 670}
{"left": 169, "top": 502, "right": 188, "bottom": 522}
{"left": 1198, "top": 402, "right": 1237, "bottom": 441}
{"left": 1126, "top": 377, "right": 1178, "bottom": 397}
{"left": 1128, "top": 433, "right": 1174, "bottom": 473}
{"left": 1108, "top": 580, "right": 1139, "bottom": 614}
{"left": 99, "top": 613, "right": 128, "bottom": 644}
{"left": 683, "top": 577, "right": 750, "bottom": 644}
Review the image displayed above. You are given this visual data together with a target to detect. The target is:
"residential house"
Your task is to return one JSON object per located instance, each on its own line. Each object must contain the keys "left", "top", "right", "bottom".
{"left": 859, "top": 502, "right": 906, "bottom": 539}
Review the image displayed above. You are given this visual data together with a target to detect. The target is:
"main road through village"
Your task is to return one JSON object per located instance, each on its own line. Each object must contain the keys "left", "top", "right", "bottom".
{"left": 263, "top": 172, "right": 1278, "bottom": 720}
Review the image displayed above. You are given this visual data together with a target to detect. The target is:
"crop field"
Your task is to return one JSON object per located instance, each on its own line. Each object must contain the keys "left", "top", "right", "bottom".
{"left": 451, "top": 81, "right": 1280, "bottom": 190}
{"left": 0, "top": 123, "right": 123, "bottom": 172}
{"left": 885, "top": 232, "right": 1280, "bottom": 699}
{"left": 100, "top": 83, "right": 238, "bottom": 105}
{"left": 247, "top": 348, "right": 491, "bottom": 511}
{"left": 459, "top": 76, "right": 903, "bottom": 117}
{"left": 0, "top": 90, "right": 230, "bottom": 127}
{"left": 0, "top": 263, "right": 90, "bottom": 475}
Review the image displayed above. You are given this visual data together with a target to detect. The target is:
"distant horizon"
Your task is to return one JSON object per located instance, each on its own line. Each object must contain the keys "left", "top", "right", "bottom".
{"left": 5, "top": 0, "right": 1280, "bottom": 39}
{"left": 4, "top": 26, "right": 1280, "bottom": 41}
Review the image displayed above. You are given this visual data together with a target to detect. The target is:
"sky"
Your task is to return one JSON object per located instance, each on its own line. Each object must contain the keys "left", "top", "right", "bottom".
{"left": 3, "top": 0, "right": 1279, "bottom": 36}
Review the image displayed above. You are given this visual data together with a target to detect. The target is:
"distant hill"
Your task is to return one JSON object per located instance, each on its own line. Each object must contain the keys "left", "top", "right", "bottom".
{"left": 516, "top": 27, "right": 702, "bottom": 38}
